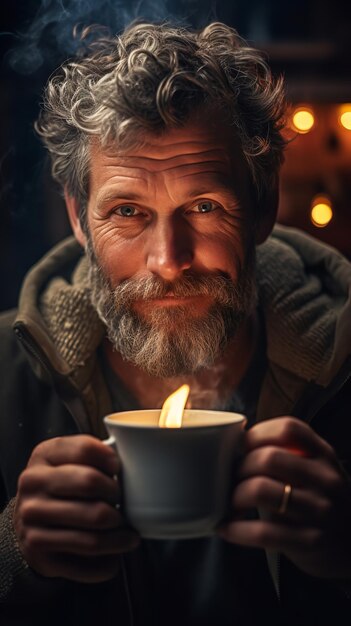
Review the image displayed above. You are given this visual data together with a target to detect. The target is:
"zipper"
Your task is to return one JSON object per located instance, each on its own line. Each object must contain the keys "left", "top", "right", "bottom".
{"left": 14, "top": 325, "right": 52, "bottom": 376}
{"left": 13, "top": 322, "right": 93, "bottom": 433}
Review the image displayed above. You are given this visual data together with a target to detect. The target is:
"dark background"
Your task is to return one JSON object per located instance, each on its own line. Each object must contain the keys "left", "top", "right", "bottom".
{"left": 1, "top": 0, "right": 350, "bottom": 312}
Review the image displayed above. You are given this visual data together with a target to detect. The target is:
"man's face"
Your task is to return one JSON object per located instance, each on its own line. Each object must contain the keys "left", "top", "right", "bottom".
{"left": 83, "top": 114, "right": 258, "bottom": 377}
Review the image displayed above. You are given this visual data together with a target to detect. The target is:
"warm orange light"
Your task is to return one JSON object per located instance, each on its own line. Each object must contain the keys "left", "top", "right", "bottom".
{"left": 292, "top": 108, "right": 315, "bottom": 133}
{"left": 310, "top": 195, "right": 333, "bottom": 228}
{"left": 286, "top": 446, "right": 308, "bottom": 457}
{"left": 158, "top": 384, "right": 190, "bottom": 428}
{"left": 339, "top": 104, "right": 351, "bottom": 130}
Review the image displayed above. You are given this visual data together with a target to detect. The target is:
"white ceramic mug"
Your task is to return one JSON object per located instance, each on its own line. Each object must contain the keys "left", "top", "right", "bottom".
{"left": 104, "top": 409, "right": 246, "bottom": 539}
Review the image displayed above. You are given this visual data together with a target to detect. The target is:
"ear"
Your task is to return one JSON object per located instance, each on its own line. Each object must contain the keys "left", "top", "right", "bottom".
{"left": 255, "top": 178, "right": 279, "bottom": 245}
{"left": 64, "top": 189, "right": 87, "bottom": 247}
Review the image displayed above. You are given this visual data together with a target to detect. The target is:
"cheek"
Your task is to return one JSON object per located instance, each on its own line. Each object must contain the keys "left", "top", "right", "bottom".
{"left": 196, "top": 226, "right": 246, "bottom": 280}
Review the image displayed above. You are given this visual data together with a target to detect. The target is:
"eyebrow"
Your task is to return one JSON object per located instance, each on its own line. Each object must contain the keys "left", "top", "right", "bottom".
{"left": 100, "top": 192, "right": 143, "bottom": 202}
{"left": 95, "top": 191, "right": 143, "bottom": 210}
{"left": 188, "top": 187, "right": 238, "bottom": 201}
{"left": 96, "top": 186, "right": 240, "bottom": 209}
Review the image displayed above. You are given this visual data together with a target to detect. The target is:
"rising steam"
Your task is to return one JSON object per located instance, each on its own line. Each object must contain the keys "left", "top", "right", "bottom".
{"left": 7, "top": 0, "right": 215, "bottom": 75}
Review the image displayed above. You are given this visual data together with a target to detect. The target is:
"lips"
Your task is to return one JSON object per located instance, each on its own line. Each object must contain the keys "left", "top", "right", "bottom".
{"left": 133, "top": 293, "right": 209, "bottom": 310}
{"left": 150, "top": 295, "right": 195, "bottom": 304}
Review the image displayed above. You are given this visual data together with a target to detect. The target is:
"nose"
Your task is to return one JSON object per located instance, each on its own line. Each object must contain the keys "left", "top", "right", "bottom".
{"left": 145, "top": 216, "right": 193, "bottom": 281}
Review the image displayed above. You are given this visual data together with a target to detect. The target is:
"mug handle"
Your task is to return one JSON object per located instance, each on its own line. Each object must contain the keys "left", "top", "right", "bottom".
{"left": 102, "top": 435, "right": 120, "bottom": 507}
{"left": 103, "top": 435, "right": 116, "bottom": 450}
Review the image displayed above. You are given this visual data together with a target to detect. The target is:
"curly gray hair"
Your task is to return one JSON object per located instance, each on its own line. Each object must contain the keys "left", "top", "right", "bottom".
{"left": 36, "top": 21, "right": 287, "bottom": 214}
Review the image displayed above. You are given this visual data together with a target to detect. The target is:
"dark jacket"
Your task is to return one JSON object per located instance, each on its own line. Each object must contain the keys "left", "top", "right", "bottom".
{"left": 0, "top": 226, "right": 351, "bottom": 625}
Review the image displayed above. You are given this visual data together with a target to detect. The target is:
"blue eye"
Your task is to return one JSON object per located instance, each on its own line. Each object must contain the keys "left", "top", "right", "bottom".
{"left": 195, "top": 201, "right": 217, "bottom": 213}
{"left": 116, "top": 205, "right": 138, "bottom": 217}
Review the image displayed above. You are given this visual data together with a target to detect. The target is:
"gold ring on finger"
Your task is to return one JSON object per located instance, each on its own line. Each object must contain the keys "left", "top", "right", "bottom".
{"left": 278, "top": 483, "right": 292, "bottom": 515}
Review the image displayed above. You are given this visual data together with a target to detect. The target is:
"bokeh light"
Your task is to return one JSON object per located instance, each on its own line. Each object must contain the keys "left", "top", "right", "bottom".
{"left": 310, "top": 195, "right": 333, "bottom": 228}
{"left": 339, "top": 104, "right": 351, "bottom": 130}
{"left": 292, "top": 108, "right": 315, "bottom": 133}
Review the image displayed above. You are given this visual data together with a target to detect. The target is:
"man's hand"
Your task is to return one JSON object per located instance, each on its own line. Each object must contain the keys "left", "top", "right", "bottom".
{"left": 14, "top": 435, "right": 140, "bottom": 583}
{"left": 218, "top": 417, "right": 351, "bottom": 580}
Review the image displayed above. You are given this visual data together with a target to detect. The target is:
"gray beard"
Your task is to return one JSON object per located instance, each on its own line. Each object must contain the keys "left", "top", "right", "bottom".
{"left": 86, "top": 239, "right": 257, "bottom": 378}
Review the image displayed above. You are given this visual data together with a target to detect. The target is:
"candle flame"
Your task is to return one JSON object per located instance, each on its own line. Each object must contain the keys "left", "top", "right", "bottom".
{"left": 158, "top": 384, "right": 190, "bottom": 428}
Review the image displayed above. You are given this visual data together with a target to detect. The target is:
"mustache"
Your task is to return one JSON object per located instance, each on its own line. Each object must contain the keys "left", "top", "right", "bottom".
{"left": 111, "top": 273, "right": 243, "bottom": 308}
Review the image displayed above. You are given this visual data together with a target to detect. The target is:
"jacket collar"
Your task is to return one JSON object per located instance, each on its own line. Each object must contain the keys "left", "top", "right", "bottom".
{"left": 13, "top": 226, "right": 351, "bottom": 427}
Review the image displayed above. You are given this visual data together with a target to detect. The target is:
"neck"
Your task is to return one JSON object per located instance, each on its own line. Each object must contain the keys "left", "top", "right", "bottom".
{"left": 103, "top": 313, "right": 257, "bottom": 410}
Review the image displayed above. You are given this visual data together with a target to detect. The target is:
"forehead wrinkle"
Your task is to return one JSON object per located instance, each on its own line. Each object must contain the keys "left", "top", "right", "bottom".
{"left": 95, "top": 161, "right": 231, "bottom": 198}
{"left": 187, "top": 183, "right": 239, "bottom": 199}
{"left": 95, "top": 167, "right": 239, "bottom": 208}
{"left": 101, "top": 165, "right": 150, "bottom": 177}
{"left": 95, "top": 176, "right": 149, "bottom": 207}
{"left": 129, "top": 139, "right": 225, "bottom": 150}
{"left": 176, "top": 169, "right": 232, "bottom": 181}
{"left": 104, "top": 145, "right": 229, "bottom": 160}
{"left": 100, "top": 171, "right": 146, "bottom": 180}
{"left": 101, "top": 149, "right": 231, "bottom": 171}
{"left": 161, "top": 160, "right": 229, "bottom": 176}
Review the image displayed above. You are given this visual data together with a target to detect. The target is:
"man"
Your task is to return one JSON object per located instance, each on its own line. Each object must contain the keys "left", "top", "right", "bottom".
{"left": 0, "top": 21, "right": 350, "bottom": 626}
